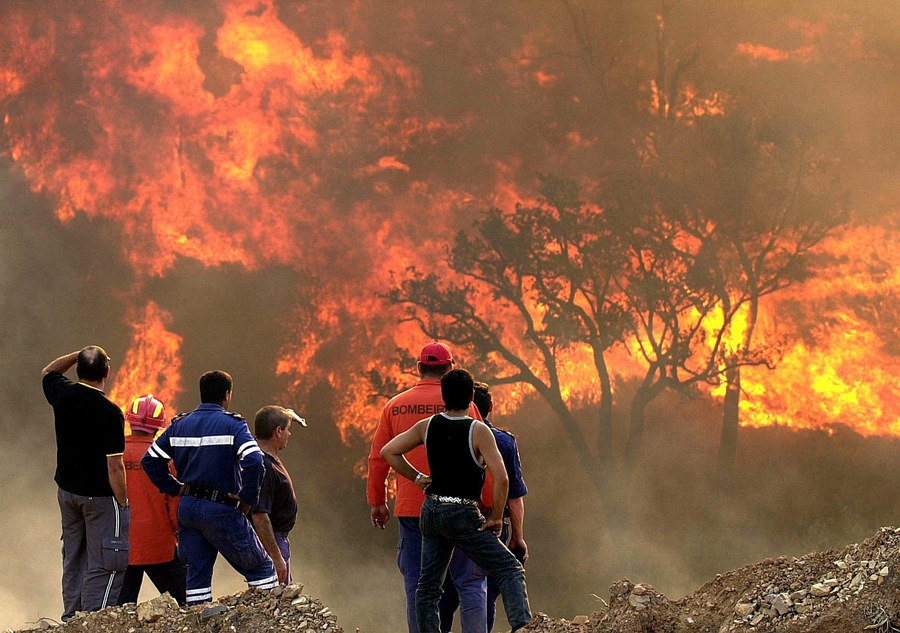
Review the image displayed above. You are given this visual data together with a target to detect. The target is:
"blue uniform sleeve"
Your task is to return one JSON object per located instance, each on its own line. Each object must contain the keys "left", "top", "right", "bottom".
{"left": 499, "top": 433, "right": 528, "bottom": 500}
{"left": 142, "top": 429, "right": 183, "bottom": 497}
{"left": 234, "top": 424, "right": 265, "bottom": 506}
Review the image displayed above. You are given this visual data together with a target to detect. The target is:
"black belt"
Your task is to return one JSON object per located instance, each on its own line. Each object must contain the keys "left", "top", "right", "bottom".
{"left": 183, "top": 484, "right": 240, "bottom": 508}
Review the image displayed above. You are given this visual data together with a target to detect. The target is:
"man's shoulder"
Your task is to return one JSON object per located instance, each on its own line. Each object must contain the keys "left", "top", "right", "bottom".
{"left": 492, "top": 427, "right": 517, "bottom": 441}
{"left": 181, "top": 406, "right": 247, "bottom": 424}
{"left": 42, "top": 371, "right": 71, "bottom": 398}
{"left": 42, "top": 371, "right": 68, "bottom": 385}
{"left": 383, "top": 383, "right": 443, "bottom": 415}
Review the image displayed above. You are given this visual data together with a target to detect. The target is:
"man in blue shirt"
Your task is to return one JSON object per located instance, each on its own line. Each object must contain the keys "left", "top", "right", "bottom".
{"left": 474, "top": 382, "right": 528, "bottom": 631}
{"left": 142, "top": 370, "right": 278, "bottom": 605}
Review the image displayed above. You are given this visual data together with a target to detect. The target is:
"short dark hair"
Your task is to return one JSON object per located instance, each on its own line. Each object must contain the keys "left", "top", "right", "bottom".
{"left": 473, "top": 382, "right": 492, "bottom": 419}
{"left": 254, "top": 405, "right": 290, "bottom": 440}
{"left": 199, "top": 370, "right": 233, "bottom": 404}
{"left": 419, "top": 362, "right": 453, "bottom": 379}
{"left": 441, "top": 368, "right": 474, "bottom": 411}
{"left": 76, "top": 346, "right": 110, "bottom": 382}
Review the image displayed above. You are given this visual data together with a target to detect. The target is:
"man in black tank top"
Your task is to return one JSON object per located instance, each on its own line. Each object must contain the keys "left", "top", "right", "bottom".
{"left": 382, "top": 369, "right": 533, "bottom": 632}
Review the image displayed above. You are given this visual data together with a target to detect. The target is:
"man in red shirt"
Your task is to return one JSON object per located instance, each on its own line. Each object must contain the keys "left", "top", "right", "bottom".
{"left": 367, "top": 343, "right": 487, "bottom": 633}
{"left": 116, "top": 394, "right": 186, "bottom": 605}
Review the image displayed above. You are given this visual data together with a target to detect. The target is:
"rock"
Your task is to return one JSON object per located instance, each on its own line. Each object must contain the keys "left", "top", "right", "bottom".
{"left": 810, "top": 583, "right": 831, "bottom": 597}
{"left": 771, "top": 594, "right": 790, "bottom": 615}
{"left": 200, "top": 603, "right": 228, "bottom": 620}
{"left": 628, "top": 593, "right": 651, "bottom": 608}
{"left": 136, "top": 592, "right": 179, "bottom": 623}
{"left": 734, "top": 602, "right": 756, "bottom": 617}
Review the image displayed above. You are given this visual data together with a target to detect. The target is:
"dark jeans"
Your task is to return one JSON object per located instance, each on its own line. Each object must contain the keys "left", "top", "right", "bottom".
{"left": 116, "top": 555, "right": 187, "bottom": 606}
{"left": 417, "top": 498, "right": 530, "bottom": 633}
{"left": 398, "top": 517, "right": 486, "bottom": 633}
{"left": 440, "top": 517, "right": 512, "bottom": 632}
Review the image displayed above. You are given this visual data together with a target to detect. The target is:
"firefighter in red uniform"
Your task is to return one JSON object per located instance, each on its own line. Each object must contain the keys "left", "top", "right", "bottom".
{"left": 116, "top": 395, "right": 186, "bottom": 605}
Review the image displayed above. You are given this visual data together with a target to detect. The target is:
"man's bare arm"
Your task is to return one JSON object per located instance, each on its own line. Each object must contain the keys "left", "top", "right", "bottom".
{"left": 507, "top": 496, "right": 528, "bottom": 562}
{"left": 42, "top": 351, "right": 79, "bottom": 377}
{"left": 106, "top": 455, "right": 128, "bottom": 507}
{"left": 380, "top": 419, "right": 431, "bottom": 487}
{"left": 473, "top": 423, "right": 508, "bottom": 533}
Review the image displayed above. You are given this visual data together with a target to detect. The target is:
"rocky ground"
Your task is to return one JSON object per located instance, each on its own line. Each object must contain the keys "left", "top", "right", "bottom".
{"left": 11, "top": 528, "right": 900, "bottom": 633}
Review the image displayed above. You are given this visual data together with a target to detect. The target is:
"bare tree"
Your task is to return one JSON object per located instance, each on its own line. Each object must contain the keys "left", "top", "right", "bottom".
{"left": 386, "top": 175, "right": 630, "bottom": 499}
{"left": 664, "top": 114, "right": 850, "bottom": 484}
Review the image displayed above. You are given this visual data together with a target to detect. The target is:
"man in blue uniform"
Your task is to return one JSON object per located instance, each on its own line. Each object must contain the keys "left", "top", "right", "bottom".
{"left": 142, "top": 370, "right": 278, "bottom": 606}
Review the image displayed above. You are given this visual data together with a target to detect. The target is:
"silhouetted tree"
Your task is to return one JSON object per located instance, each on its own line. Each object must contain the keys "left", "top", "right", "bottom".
{"left": 387, "top": 175, "right": 630, "bottom": 499}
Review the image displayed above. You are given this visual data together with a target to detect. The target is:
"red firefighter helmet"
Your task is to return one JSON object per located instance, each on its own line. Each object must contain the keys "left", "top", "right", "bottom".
{"left": 125, "top": 394, "right": 167, "bottom": 433}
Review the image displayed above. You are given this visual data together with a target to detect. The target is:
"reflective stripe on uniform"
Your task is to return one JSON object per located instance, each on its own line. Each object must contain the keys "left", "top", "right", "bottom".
{"left": 147, "top": 443, "right": 171, "bottom": 460}
{"left": 186, "top": 587, "right": 212, "bottom": 603}
{"left": 248, "top": 573, "right": 279, "bottom": 590}
{"left": 170, "top": 435, "right": 233, "bottom": 447}
{"left": 237, "top": 440, "right": 262, "bottom": 459}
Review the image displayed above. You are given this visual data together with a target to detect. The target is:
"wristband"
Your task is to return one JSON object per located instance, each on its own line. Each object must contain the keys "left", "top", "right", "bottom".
{"left": 415, "top": 472, "right": 424, "bottom": 485}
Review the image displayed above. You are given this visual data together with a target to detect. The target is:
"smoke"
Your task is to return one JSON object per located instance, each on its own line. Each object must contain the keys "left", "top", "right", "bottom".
{"left": 2, "top": 0, "right": 900, "bottom": 630}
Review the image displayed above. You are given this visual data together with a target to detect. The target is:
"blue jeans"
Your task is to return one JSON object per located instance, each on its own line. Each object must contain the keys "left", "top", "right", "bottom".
{"left": 416, "top": 498, "right": 530, "bottom": 632}
{"left": 441, "top": 517, "right": 511, "bottom": 632}
{"left": 398, "top": 517, "right": 487, "bottom": 633}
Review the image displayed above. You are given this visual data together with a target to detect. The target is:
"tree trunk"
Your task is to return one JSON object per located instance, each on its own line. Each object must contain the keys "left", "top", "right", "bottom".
{"left": 542, "top": 391, "right": 608, "bottom": 495}
{"left": 623, "top": 376, "right": 665, "bottom": 475}
{"left": 716, "top": 363, "right": 741, "bottom": 488}
{"left": 596, "top": 352, "right": 614, "bottom": 466}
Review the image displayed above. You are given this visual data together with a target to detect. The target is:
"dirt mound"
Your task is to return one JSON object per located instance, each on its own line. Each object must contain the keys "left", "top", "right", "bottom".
{"left": 13, "top": 529, "right": 900, "bottom": 633}
{"left": 8, "top": 583, "right": 342, "bottom": 633}
{"left": 522, "top": 527, "right": 900, "bottom": 633}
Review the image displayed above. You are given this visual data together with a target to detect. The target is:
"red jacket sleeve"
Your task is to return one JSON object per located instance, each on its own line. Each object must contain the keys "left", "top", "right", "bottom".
{"left": 366, "top": 404, "right": 395, "bottom": 506}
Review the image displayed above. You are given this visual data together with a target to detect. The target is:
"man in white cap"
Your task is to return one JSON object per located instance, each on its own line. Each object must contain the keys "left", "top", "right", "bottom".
{"left": 367, "top": 343, "right": 488, "bottom": 633}
{"left": 251, "top": 405, "right": 306, "bottom": 584}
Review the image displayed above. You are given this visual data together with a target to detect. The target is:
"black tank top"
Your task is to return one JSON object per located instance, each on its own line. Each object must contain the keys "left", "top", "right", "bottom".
{"left": 424, "top": 414, "right": 485, "bottom": 501}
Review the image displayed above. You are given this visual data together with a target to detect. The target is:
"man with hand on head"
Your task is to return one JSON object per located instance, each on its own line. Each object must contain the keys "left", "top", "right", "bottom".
{"left": 251, "top": 405, "right": 305, "bottom": 584}
{"left": 42, "top": 346, "right": 129, "bottom": 621}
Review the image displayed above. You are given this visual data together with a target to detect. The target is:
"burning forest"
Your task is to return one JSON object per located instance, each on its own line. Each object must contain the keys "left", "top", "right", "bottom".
{"left": 0, "top": 0, "right": 898, "bottom": 631}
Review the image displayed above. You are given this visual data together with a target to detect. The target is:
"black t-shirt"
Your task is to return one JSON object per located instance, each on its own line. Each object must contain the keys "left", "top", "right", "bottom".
{"left": 42, "top": 372, "right": 125, "bottom": 496}
{"left": 255, "top": 452, "right": 297, "bottom": 534}
{"left": 424, "top": 414, "right": 485, "bottom": 502}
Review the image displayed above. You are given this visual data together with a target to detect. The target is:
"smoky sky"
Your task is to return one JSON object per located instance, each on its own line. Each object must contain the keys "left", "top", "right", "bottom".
{"left": 1, "top": 0, "right": 899, "bottom": 630}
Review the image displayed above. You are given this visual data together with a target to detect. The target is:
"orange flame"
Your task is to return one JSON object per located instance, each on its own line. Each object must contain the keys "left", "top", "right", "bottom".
{"left": 108, "top": 301, "right": 183, "bottom": 417}
{"left": 1, "top": 1, "right": 896, "bottom": 448}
